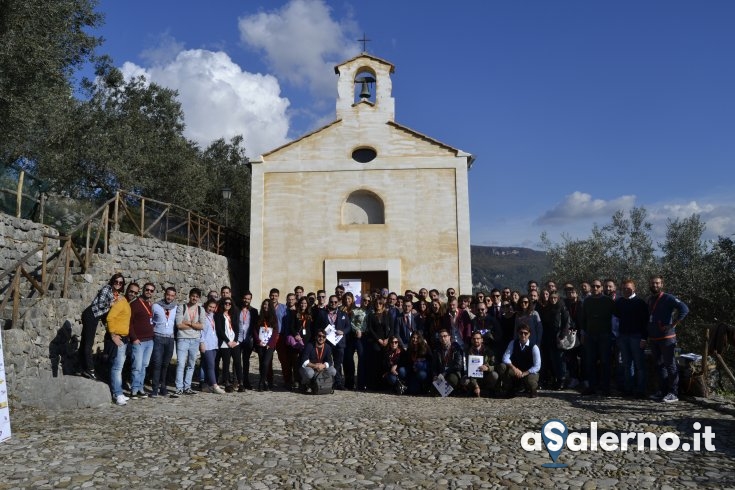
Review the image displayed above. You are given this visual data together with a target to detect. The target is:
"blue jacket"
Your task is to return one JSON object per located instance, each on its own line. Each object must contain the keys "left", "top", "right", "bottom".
{"left": 648, "top": 292, "right": 689, "bottom": 341}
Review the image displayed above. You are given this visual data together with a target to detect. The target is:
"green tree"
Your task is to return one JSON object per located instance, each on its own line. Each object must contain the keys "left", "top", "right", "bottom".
{"left": 200, "top": 136, "right": 251, "bottom": 235}
{"left": 541, "top": 207, "right": 657, "bottom": 287}
{"left": 0, "top": 0, "right": 103, "bottom": 167}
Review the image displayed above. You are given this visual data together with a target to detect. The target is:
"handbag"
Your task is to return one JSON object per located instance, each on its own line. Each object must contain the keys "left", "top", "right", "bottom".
{"left": 557, "top": 329, "right": 579, "bottom": 350}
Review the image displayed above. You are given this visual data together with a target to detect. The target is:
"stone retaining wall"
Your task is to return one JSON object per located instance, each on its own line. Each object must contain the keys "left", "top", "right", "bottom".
{"left": 1, "top": 217, "right": 245, "bottom": 408}
{"left": 0, "top": 213, "right": 60, "bottom": 282}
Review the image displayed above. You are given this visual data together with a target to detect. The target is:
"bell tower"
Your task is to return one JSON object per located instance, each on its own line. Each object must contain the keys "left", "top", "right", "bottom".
{"left": 335, "top": 53, "right": 395, "bottom": 122}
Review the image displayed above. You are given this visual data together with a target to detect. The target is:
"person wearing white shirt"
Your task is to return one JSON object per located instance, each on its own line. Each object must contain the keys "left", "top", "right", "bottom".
{"left": 499, "top": 324, "right": 541, "bottom": 398}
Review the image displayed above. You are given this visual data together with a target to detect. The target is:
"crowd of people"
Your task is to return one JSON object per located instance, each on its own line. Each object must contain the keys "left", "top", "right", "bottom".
{"left": 78, "top": 276, "right": 689, "bottom": 406}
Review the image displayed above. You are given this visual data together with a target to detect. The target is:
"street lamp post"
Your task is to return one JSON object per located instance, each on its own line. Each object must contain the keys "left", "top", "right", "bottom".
{"left": 221, "top": 187, "right": 232, "bottom": 226}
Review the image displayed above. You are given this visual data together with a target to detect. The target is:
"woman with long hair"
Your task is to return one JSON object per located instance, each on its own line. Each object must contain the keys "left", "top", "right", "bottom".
{"left": 510, "top": 290, "right": 521, "bottom": 312}
{"left": 215, "top": 298, "right": 241, "bottom": 392}
{"left": 383, "top": 336, "right": 406, "bottom": 394}
{"left": 199, "top": 299, "right": 226, "bottom": 394}
{"left": 515, "top": 295, "right": 543, "bottom": 346}
{"left": 426, "top": 299, "right": 444, "bottom": 349}
{"left": 341, "top": 291, "right": 367, "bottom": 390}
{"left": 79, "top": 273, "right": 126, "bottom": 379}
{"left": 254, "top": 299, "right": 279, "bottom": 391}
{"left": 286, "top": 297, "right": 314, "bottom": 389}
{"left": 414, "top": 300, "right": 430, "bottom": 339}
{"left": 365, "top": 295, "right": 392, "bottom": 390}
{"left": 402, "top": 331, "right": 432, "bottom": 395}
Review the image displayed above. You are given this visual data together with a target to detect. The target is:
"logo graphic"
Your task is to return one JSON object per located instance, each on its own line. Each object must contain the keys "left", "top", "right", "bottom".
{"left": 540, "top": 419, "right": 568, "bottom": 468}
{"left": 522, "top": 419, "right": 717, "bottom": 468}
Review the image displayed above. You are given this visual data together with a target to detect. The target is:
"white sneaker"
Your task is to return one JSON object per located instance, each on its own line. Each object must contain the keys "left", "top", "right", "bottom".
{"left": 115, "top": 394, "right": 127, "bottom": 406}
{"left": 662, "top": 393, "right": 678, "bottom": 403}
{"left": 212, "top": 385, "right": 226, "bottom": 394}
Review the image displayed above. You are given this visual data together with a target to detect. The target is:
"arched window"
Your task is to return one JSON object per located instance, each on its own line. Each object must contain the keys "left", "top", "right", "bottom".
{"left": 342, "top": 190, "right": 384, "bottom": 225}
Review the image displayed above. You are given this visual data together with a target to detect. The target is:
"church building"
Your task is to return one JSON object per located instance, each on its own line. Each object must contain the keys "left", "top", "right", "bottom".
{"left": 249, "top": 52, "right": 474, "bottom": 301}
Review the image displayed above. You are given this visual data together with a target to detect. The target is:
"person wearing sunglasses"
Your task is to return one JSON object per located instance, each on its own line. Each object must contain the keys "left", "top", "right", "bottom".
{"left": 580, "top": 280, "right": 615, "bottom": 396}
{"left": 498, "top": 324, "right": 541, "bottom": 398}
{"left": 106, "top": 283, "right": 138, "bottom": 405}
{"left": 215, "top": 298, "right": 241, "bottom": 393}
{"left": 298, "top": 329, "right": 336, "bottom": 393}
{"left": 129, "top": 282, "right": 156, "bottom": 398}
{"left": 315, "top": 294, "right": 351, "bottom": 390}
{"left": 79, "top": 273, "right": 126, "bottom": 380}
{"left": 514, "top": 295, "right": 543, "bottom": 347}
{"left": 382, "top": 336, "right": 407, "bottom": 394}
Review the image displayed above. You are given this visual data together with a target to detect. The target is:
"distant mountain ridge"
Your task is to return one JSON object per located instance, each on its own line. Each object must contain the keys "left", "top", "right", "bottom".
{"left": 471, "top": 245, "right": 551, "bottom": 292}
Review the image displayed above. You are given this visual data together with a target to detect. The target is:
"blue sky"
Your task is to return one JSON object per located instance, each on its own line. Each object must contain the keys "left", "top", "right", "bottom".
{"left": 91, "top": 0, "right": 735, "bottom": 249}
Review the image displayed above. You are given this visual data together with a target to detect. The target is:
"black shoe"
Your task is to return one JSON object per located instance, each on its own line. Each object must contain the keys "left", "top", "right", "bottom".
{"left": 581, "top": 388, "right": 596, "bottom": 396}
{"left": 81, "top": 370, "right": 96, "bottom": 380}
{"left": 225, "top": 385, "right": 234, "bottom": 393}
{"left": 258, "top": 382, "right": 264, "bottom": 392}
{"left": 170, "top": 390, "right": 182, "bottom": 399}
{"left": 183, "top": 388, "right": 197, "bottom": 395}
{"left": 242, "top": 383, "right": 253, "bottom": 390}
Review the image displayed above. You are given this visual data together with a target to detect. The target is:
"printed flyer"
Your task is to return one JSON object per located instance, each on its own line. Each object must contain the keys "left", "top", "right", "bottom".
{"left": 0, "top": 328, "right": 11, "bottom": 443}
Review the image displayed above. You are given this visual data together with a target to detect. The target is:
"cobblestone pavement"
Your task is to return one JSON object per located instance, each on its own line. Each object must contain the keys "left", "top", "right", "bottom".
{"left": 1, "top": 375, "right": 734, "bottom": 489}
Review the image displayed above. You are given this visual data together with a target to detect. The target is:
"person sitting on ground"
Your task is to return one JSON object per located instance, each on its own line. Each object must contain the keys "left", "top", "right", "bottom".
{"left": 461, "top": 331, "right": 498, "bottom": 397}
{"left": 431, "top": 329, "right": 465, "bottom": 392}
{"left": 383, "top": 336, "right": 406, "bottom": 394}
{"left": 498, "top": 324, "right": 541, "bottom": 398}
{"left": 402, "top": 331, "right": 432, "bottom": 395}
{"left": 299, "top": 329, "right": 336, "bottom": 393}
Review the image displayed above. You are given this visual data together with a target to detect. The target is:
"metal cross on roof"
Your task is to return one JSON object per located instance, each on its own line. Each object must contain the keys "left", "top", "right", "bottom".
{"left": 358, "top": 33, "right": 371, "bottom": 53}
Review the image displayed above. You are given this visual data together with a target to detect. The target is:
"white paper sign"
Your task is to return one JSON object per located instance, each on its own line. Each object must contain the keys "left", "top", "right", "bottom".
{"left": 0, "top": 328, "right": 11, "bottom": 443}
{"left": 324, "top": 324, "right": 343, "bottom": 346}
{"left": 432, "top": 374, "right": 454, "bottom": 397}
{"left": 467, "top": 355, "right": 484, "bottom": 378}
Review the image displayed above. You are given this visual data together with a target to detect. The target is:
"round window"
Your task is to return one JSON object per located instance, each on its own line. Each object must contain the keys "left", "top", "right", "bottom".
{"left": 352, "top": 147, "right": 377, "bottom": 163}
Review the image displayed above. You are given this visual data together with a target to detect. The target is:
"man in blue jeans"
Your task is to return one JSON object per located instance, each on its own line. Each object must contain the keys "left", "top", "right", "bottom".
{"left": 173, "top": 288, "right": 205, "bottom": 397}
{"left": 129, "top": 282, "right": 156, "bottom": 398}
{"left": 150, "top": 287, "right": 179, "bottom": 398}
{"left": 646, "top": 275, "right": 689, "bottom": 403}
{"left": 614, "top": 280, "right": 649, "bottom": 398}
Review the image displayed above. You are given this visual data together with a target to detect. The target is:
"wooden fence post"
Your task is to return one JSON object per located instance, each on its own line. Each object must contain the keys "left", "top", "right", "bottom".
{"left": 12, "top": 266, "right": 21, "bottom": 327}
{"left": 16, "top": 171, "right": 24, "bottom": 218}
{"left": 41, "top": 235, "right": 48, "bottom": 293}
{"left": 114, "top": 191, "right": 120, "bottom": 231}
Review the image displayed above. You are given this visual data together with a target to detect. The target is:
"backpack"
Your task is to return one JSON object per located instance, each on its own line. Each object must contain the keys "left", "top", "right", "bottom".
{"left": 310, "top": 370, "right": 334, "bottom": 395}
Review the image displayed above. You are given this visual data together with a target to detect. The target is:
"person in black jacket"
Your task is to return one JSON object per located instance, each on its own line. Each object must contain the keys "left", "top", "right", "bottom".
{"left": 299, "top": 329, "right": 336, "bottom": 392}
{"left": 432, "top": 329, "right": 464, "bottom": 391}
{"left": 214, "top": 298, "right": 241, "bottom": 392}
{"left": 237, "top": 291, "right": 259, "bottom": 391}
{"left": 614, "top": 280, "right": 649, "bottom": 397}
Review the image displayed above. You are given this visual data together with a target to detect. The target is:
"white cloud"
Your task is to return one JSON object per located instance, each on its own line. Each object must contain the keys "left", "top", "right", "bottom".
{"left": 649, "top": 200, "right": 735, "bottom": 240}
{"left": 121, "top": 49, "right": 290, "bottom": 158}
{"left": 238, "top": 0, "right": 360, "bottom": 98}
{"left": 535, "top": 192, "right": 636, "bottom": 225}
{"left": 139, "top": 32, "right": 185, "bottom": 66}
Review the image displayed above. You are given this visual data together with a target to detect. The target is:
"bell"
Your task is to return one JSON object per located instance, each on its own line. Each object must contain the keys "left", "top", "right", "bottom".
{"left": 359, "top": 80, "right": 371, "bottom": 99}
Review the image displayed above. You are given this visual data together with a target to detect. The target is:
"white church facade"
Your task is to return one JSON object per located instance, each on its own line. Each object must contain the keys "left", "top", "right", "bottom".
{"left": 249, "top": 53, "right": 474, "bottom": 301}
